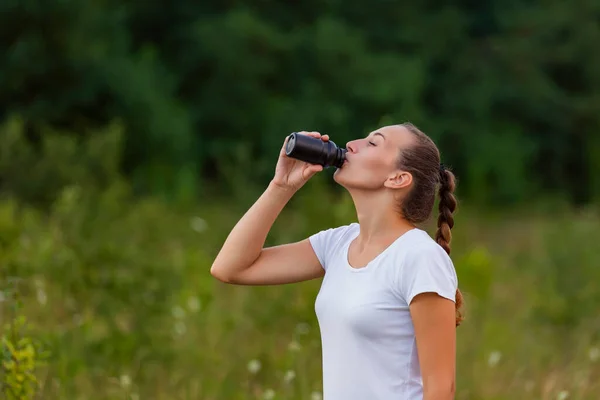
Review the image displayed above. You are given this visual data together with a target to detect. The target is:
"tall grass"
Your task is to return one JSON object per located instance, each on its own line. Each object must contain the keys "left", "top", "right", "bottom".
{"left": 1, "top": 120, "right": 599, "bottom": 399}
{"left": 1, "top": 179, "right": 599, "bottom": 399}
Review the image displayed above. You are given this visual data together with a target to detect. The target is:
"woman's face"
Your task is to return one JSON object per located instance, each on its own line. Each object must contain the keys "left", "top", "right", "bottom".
{"left": 334, "top": 125, "right": 414, "bottom": 190}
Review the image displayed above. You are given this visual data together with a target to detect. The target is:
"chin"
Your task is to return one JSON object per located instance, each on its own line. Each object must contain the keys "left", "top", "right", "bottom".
{"left": 334, "top": 169, "right": 383, "bottom": 191}
{"left": 333, "top": 168, "right": 357, "bottom": 189}
{"left": 333, "top": 167, "right": 345, "bottom": 184}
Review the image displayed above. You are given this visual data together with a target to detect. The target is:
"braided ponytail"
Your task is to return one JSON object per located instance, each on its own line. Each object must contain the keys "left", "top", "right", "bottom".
{"left": 396, "top": 123, "right": 465, "bottom": 327}
{"left": 435, "top": 166, "right": 464, "bottom": 327}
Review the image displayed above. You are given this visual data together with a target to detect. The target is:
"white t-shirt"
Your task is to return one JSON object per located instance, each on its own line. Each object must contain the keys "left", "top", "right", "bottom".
{"left": 309, "top": 222, "right": 458, "bottom": 400}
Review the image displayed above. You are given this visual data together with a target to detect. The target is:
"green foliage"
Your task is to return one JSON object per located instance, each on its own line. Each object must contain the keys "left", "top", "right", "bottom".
{"left": 1, "top": 2, "right": 600, "bottom": 395}
{"left": 1, "top": 281, "right": 48, "bottom": 400}
{"left": 0, "top": 139, "right": 599, "bottom": 398}
{"left": 0, "top": 0, "right": 196, "bottom": 199}
{"left": 528, "top": 210, "right": 600, "bottom": 328}
{"left": 2, "top": 322, "right": 39, "bottom": 399}
{"left": 0, "top": 116, "right": 124, "bottom": 207}
{"left": 455, "top": 246, "right": 494, "bottom": 302}
{"left": 2, "top": 1, "right": 600, "bottom": 204}
{"left": 0, "top": 184, "right": 206, "bottom": 397}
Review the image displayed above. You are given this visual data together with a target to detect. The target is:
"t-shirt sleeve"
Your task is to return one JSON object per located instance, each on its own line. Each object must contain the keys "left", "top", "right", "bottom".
{"left": 308, "top": 224, "right": 353, "bottom": 271}
{"left": 397, "top": 243, "right": 458, "bottom": 305}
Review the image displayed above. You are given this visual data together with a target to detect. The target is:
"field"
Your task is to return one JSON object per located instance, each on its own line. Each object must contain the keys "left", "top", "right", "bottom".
{"left": 1, "top": 177, "right": 599, "bottom": 400}
{"left": 2, "top": 1, "right": 599, "bottom": 398}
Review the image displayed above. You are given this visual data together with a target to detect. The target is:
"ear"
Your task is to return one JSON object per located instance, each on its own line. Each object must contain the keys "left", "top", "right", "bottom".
{"left": 384, "top": 171, "right": 412, "bottom": 189}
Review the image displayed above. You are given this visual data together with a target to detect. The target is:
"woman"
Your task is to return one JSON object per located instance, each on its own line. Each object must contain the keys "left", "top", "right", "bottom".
{"left": 210, "top": 123, "right": 463, "bottom": 400}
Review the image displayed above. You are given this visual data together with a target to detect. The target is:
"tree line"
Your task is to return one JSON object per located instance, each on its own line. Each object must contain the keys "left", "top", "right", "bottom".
{"left": 1, "top": 0, "right": 599, "bottom": 205}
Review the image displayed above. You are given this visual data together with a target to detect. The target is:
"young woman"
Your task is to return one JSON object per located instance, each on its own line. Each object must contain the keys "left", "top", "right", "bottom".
{"left": 210, "top": 123, "right": 463, "bottom": 400}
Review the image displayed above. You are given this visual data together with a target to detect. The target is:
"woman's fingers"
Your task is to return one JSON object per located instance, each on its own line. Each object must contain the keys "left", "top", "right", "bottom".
{"left": 299, "top": 131, "right": 329, "bottom": 142}
{"left": 303, "top": 164, "right": 324, "bottom": 179}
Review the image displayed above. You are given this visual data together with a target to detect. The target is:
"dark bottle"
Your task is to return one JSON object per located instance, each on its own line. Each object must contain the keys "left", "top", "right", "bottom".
{"left": 285, "top": 132, "right": 347, "bottom": 168}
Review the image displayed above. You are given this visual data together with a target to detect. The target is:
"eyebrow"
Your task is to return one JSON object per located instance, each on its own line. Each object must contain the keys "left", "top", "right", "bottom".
{"left": 373, "top": 132, "right": 386, "bottom": 140}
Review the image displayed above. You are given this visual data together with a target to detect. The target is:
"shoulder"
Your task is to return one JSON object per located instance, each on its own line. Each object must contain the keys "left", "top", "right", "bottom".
{"left": 308, "top": 222, "right": 358, "bottom": 270}
{"left": 403, "top": 230, "right": 454, "bottom": 262}
{"left": 309, "top": 222, "right": 358, "bottom": 245}
{"left": 403, "top": 231, "right": 456, "bottom": 278}
{"left": 392, "top": 229, "right": 458, "bottom": 304}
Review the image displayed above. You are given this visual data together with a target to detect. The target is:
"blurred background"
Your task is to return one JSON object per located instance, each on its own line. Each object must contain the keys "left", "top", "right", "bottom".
{"left": 0, "top": 1, "right": 599, "bottom": 399}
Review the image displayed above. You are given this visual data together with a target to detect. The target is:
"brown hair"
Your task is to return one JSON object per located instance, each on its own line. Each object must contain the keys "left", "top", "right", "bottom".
{"left": 396, "top": 122, "right": 464, "bottom": 327}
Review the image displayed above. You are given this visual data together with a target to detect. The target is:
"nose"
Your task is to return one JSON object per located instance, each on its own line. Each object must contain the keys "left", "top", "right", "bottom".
{"left": 346, "top": 140, "right": 357, "bottom": 154}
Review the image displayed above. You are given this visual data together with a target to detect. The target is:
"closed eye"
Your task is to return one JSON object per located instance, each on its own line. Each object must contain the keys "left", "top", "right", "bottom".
{"left": 368, "top": 141, "right": 376, "bottom": 146}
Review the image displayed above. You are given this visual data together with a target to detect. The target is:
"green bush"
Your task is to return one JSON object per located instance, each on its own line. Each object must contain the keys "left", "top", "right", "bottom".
{"left": 0, "top": 116, "right": 123, "bottom": 208}
{"left": 0, "top": 121, "right": 599, "bottom": 398}
{"left": 0, "top": 180, "right": 598, "bottom": 398}
{"left": 1, "top": 280, "right": 48, "bottom": 400}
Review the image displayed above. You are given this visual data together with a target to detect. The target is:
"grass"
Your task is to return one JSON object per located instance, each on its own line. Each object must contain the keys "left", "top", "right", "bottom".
{"left": 1, "top": 181, "right": 599, "bottom": 399}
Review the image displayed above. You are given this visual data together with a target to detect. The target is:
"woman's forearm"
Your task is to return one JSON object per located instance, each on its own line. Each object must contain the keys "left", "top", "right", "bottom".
{"left": 209, "top": 181, "right": 296, "bottom": 280}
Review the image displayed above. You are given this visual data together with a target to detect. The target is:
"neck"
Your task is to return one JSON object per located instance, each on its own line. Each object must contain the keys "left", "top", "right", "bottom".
{"left": 348, "top": 189, "right": 415, "bottom": 245}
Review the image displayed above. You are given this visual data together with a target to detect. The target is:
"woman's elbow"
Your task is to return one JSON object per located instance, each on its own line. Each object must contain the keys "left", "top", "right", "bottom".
{"left": 210, "top": 264, "right": 233, "bottom": 283}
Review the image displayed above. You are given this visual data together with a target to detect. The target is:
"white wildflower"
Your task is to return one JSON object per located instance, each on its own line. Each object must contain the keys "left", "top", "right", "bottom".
{"left": 174, "top": 321, "right": 186, "bottom": 336}
{"left": 130, "top": 394, "right": 139, "bottom": 400}
{"left": 487, "top": 351, "right": 501, "bottom": 367}
{"left": 0, "top": 291, "right": 5, "bottom": 303}
{"left": 288, "top": 340, "right": 301, "bottom": 352}
{"left": 589, "top": 347, "right": 600, "bottom": 362}
{"left": 263, "top": 388, "right": 275, "bottom": 399}
{"left": 190, "top": 217, "right": 207, "bottom": 233}
{"left": 283, "top": 369, "right": 296, "bottom": 383}
{"left": 187, "top": 296, "right": 201, "bottom": 312}
{"left": 172, "top": 306, "right": 185, "bottom": 319}
{"left": 37, "top": 289, "right": 47, "bottom": 306}
{"left": 557, "top": 390, "right": 569, "bottom": 400}
{"left": 311, "top": 391, "right": 323, "bottom": 400}
{"left": 120, "top": 374, "right": 131, "bottom": 388}
{"left": 247, "top": 359, "right": 261, "bottom": 374}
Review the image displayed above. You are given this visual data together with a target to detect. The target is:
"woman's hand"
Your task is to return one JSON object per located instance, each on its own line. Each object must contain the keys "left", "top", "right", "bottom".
{"left": 271, "top": 131, "right": 329, "bottom": 192}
